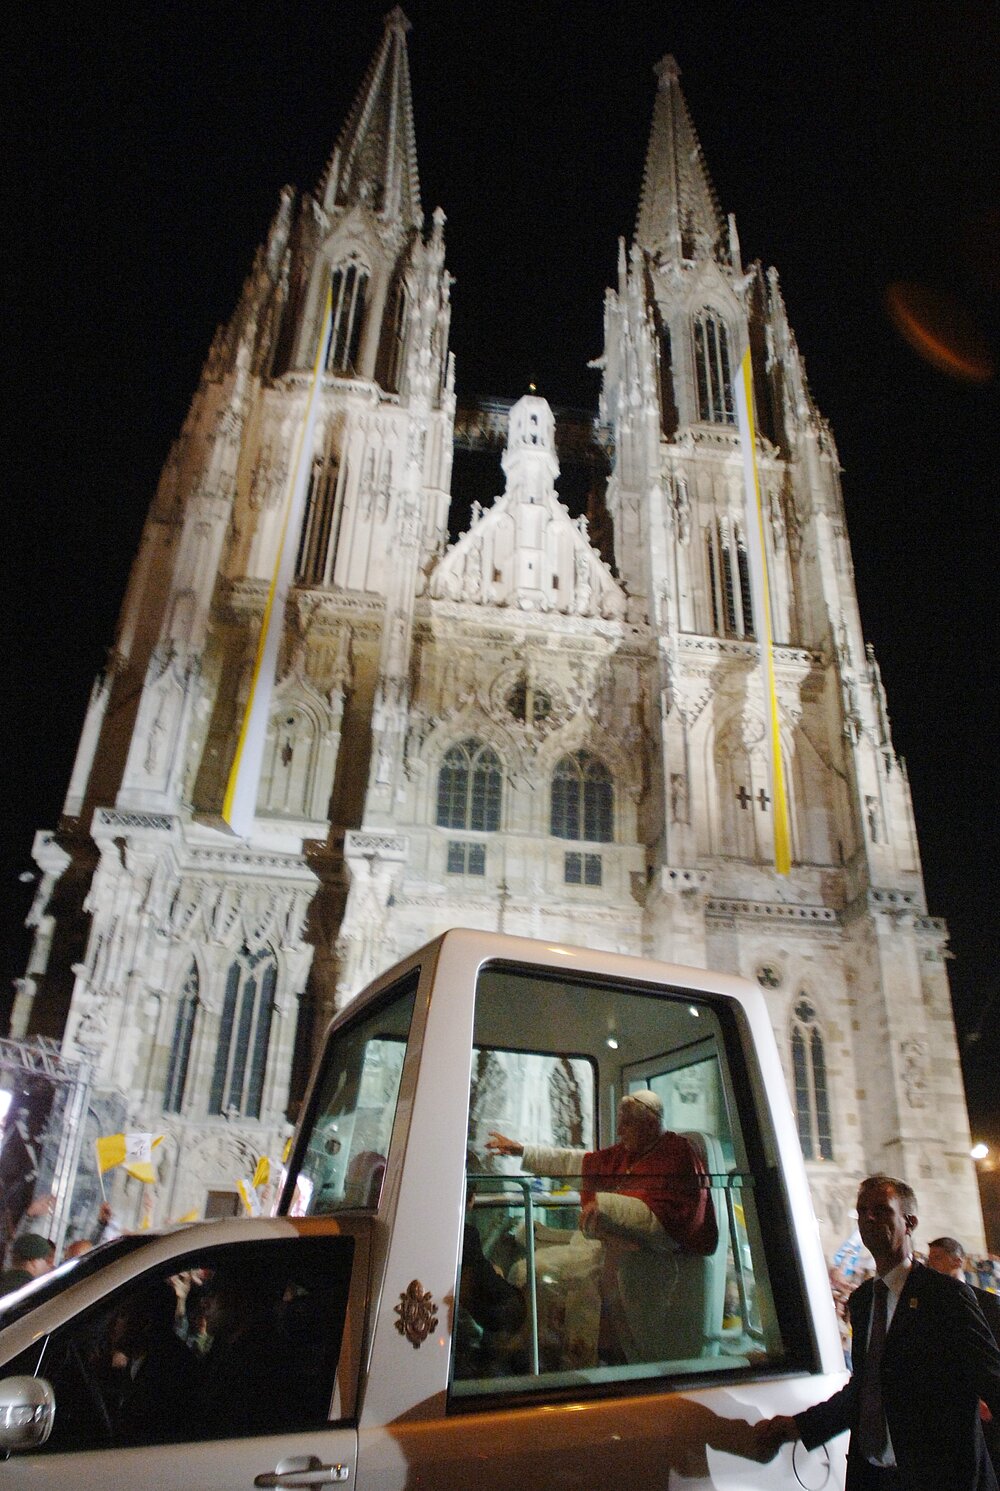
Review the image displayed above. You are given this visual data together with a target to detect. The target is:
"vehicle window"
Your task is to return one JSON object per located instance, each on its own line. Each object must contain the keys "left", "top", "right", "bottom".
{"left": 8, "top": 1235, "right": 353, "bottom": 1453}
{"left": 284, "top": 972, "right": 418, "bottom": 1215}
{"left": 452, "top": 964, "right": 801, "bottom": 1398}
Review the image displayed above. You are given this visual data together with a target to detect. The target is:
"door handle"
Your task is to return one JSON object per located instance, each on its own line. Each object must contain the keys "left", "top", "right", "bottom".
{"left": 255, "top": 1455, "right": 351, "bottom": 1487}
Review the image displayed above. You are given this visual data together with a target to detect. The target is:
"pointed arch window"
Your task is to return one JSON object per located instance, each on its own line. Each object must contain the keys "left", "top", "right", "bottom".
{"left": 551, "top": 751, "right": 614, "bottom": 843}
{"left": 210, "top": 945, "right": 277, "bottom": 1120}
{"left": 327, "top": 263, "right": 369, "bottom": 374}
{"left": 436, "top": 740, "right": 503, "bottom": 832}
{"left": 707, "top": 520, "right": 755, "bottom": 639}
{"left": 790, "top": 996, "right": 833, "bottom": 1161}
{"left": 693, "top": 308, "right": 735, "bottom": 424}
{"left": 164, "top": 963, "right": 198, "bottom": 1115}
{"left": 296, "top": 451, "right": 339, "bottom": 584}
{"left": 387, "top": 283, "right": 408, "bottom": 392}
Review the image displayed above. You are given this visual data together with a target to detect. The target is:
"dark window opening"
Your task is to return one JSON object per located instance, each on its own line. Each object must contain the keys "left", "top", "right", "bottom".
{"left": 437, "top": 740, "right": 502, "bottom": 832}
{"left": 551, "top": 752, "right": 613, "bottom": 843}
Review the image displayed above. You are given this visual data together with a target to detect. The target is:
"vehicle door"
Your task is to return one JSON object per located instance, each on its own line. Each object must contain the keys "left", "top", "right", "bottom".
{"left": 352, "top": 934, "right": 846, "bottom": 1490}
{"left": 0, "top": 1224, "right": 365, "bottom": 1491}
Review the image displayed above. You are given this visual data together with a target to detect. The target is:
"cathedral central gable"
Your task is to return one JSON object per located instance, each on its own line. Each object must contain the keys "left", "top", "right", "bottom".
{"left": 429, "top": 395, "right": 626, "bottom": 621}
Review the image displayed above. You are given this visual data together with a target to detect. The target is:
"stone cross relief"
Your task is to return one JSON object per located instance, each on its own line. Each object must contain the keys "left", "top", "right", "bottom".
{"left": 736, "top": 784, "right": 770, "bottom": 811}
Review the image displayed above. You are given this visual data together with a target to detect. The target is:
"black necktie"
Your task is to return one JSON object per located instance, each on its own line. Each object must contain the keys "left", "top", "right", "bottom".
{"left": 858, "top": 1278, "right": 889, "bottom": 1461}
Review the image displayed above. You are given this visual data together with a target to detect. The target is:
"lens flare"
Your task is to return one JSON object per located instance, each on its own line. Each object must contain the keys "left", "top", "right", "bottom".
{"left": 886, "top": 282, "right": 995, "bottom": 383}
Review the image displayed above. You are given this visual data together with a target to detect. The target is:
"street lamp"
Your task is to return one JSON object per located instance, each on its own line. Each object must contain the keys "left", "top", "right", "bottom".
{"left": 971, "top": 1142, "right": 989, "bottom": 1161}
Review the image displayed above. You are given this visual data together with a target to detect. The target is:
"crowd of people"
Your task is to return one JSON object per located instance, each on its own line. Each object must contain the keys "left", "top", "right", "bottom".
{"left": 829, "top": 1242, "right": 1000, "bottom": 1370}
{"left": 0, "top": 1200, "right": 115, "bottom": 1294}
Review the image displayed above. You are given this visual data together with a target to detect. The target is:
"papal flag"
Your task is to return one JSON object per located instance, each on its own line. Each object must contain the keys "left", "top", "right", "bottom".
{"left": 95, "top": 1132, "right": 164, "bottom": 1185}
{"left": 221, "top": 280, "right": 335, "bottom": 838}
{"left": 237, "top": 1177, "right": 262, "bottom": 1217}
{"left": 734, "top": 345, "right": 792, "bottom": 875}
{"left": 237, "top": 1154, "right": 272, "bottom": 1216}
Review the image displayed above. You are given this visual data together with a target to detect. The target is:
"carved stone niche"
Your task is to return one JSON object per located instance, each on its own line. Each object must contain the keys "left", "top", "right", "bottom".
{"left": 900, "top": 1038, "right": 929, "bottom": 1109}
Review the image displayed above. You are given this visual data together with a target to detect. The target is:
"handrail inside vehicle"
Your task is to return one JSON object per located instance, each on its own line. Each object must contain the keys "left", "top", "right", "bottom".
{"left": 465, "top": 1166, "right": 762, "bottom": 1382}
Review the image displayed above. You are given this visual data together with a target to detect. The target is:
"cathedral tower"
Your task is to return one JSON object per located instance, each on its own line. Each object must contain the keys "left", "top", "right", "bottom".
{"left": 17, "top": 24, "right": 982, "bottom": 1247}
{"left": 17, "top": 9, "right": 455, "bottom": 1216}
{"left": 598, "top": 56, "right": 980, "bottom": 1245}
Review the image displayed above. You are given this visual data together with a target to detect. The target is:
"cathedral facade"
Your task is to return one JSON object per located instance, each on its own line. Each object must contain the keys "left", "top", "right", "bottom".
{"left": 16, "top": 10, "right": 983, "bottom": 1250}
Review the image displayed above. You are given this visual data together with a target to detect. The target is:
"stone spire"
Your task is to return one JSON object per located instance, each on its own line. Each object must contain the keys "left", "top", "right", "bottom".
{"left": 634, "top": 55, "right": 725, "bottom": 264}
{"left": 428, "top": 396, "right": 626, "bottom": 620}
{"left": 317, "top": 6, "right": 422, "bottom": 229}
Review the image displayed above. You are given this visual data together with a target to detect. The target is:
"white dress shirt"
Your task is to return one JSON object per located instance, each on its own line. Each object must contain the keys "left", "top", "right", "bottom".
{"left": 866, "top": 1255, "right": 912, "bottom": 1467}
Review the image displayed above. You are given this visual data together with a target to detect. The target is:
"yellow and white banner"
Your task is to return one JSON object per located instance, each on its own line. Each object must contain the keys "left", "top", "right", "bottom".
{"left": 222, "top": 283, "right": 334, "bottom": 837}
{"left": 734, "top": 346, "right": 792, "bottom": 875}
{"left": 95, "top": 1131, "right": 164, "bottom": 1185}
{"left": 236, "top": 1178, "right": 262, "bottom": 1217}
{"left": 237, "top": 1154, "right": 273, "bottom": 1216}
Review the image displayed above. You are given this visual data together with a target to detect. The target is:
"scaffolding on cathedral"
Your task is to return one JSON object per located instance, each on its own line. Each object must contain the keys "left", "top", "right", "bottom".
{"left": 0, "top": 1037, "right": 123, "bottom": 1260}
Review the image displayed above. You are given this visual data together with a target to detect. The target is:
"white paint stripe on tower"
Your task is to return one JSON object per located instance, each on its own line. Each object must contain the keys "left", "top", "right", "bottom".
{"left": 222, "top": 282, "right": 334, "bottom": 837}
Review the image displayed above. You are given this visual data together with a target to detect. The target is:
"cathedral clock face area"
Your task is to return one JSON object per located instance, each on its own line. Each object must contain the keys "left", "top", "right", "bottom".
{"left": 504, "top": 677, "right": 556, "bottom": 730}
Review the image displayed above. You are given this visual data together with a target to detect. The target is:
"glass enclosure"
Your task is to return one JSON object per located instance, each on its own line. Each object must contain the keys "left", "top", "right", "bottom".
{"left": 453, "top": 963, "right": 799, "bottom": 1397}
{"left": 285, "top": 973, "right": 418, "bottom": 1215}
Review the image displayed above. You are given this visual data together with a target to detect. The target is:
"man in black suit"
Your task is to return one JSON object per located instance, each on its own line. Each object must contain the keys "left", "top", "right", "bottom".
{"left": 927, "top": 1234, "right": 1000, "bottom": 1479}
{"left": 755, "top": 1174, "right": 1000, "bottom": 1490}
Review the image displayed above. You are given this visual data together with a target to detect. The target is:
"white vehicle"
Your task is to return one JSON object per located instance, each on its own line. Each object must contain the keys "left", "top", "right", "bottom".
{"left": 0, "top": 929, "right": 848, "bottom": 1488}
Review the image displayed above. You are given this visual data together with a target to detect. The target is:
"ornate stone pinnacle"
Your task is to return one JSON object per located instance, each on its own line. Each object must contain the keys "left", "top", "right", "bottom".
{"left": 654, "top": 54, "right": 680, "bottom": 88}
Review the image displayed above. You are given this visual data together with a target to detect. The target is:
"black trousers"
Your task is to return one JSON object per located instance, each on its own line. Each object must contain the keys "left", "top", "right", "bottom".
{"left": 852, "top": 1462, "right": 903, "bottom": 1491}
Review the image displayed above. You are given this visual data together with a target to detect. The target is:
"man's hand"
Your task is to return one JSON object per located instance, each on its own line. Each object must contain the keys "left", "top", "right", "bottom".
{"left": 579, "top": 1201, "right": 600, "bottom": 1238}
{"left": 485, "top": 1131, "right": 523, "bottom": 1157}
{"left": 750, "top": 1416, "right": 799, "bottom": 1462}
{"left": 26, "top": 1194, "right": 54, "bottom": 1218}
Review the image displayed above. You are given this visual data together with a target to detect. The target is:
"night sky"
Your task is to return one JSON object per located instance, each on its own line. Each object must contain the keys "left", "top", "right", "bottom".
{"left": 6, "top": 3, "right": 998, "bottom": 1148}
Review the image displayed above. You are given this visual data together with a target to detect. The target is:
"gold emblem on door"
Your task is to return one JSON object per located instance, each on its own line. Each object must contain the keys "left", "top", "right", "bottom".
{"left": 394, "top": 1279, "right": 439, "bottom": 1347}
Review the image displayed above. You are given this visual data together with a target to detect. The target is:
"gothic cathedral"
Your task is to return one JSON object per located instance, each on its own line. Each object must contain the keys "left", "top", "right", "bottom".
{"left": 17, "top": 11, "right": 983, "bottom": 1250}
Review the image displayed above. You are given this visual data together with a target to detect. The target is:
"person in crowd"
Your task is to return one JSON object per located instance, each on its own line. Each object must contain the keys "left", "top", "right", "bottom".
{"left": 829, "top": 1264, "right": 855, "bottom": 1367}
{"left": 61, "top": 1202, "right": 120, "bottom": 1263}
{"left": 487, "top": 1089, "right": 717, "bottom": 1255}
{"left": 455, "top": 1160, "right": 526, "bottom": 1377}
{"left": 197, "top": 1266, "right": 297, "bottom": 1437}
{"left": 755, "top": 1174, "right": 1000, "bottom": 1490}
{"left": 927, "top": 1234, "right": 1000, "bottom": 1478}
{"left": 976, "top": 1259, "right": 1000, "bottom": 1294}
{"left": 0, "top": 1231, "right": 55, "bottom": 1292}
{"left": 106, "top": 1281, "right": 200, "bottom": 1445}
{"left": 0, "top": 1078, "right": 54, "bottom": 1261}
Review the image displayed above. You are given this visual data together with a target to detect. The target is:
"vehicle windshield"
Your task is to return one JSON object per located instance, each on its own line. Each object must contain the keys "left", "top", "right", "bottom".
{"left": 0, "top": 1234, "right": 156, "bottom": 1330}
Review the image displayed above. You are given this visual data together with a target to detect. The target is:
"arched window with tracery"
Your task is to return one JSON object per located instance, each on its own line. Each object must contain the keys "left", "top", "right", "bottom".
{"left": 551, "top": 752, "right": 614, "bottom": 843}
{"left": 436, "top": 739, "right": 502, "bottom": 832}
{"left": 790, "top": 995, "right": 833, "bottom": 1161}
{"left": 327, "top": 263, "right": 369, "bottom": 374}
{"left": 707, "top": 520, "right": 755, "bottom": 639}
{"left": 164, "top": 963, "right": 198, "bottom": 1115}
{"left": 693, "top": 308, "right": 735, "bottom": 424}
{"left": 210, "top": 945, "right": 277, "bottom": 1120}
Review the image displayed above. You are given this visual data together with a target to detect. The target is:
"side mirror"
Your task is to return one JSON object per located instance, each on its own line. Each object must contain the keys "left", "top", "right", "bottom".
{"left": 0, "top": 1375, "right": 55, "bottom": 1453}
